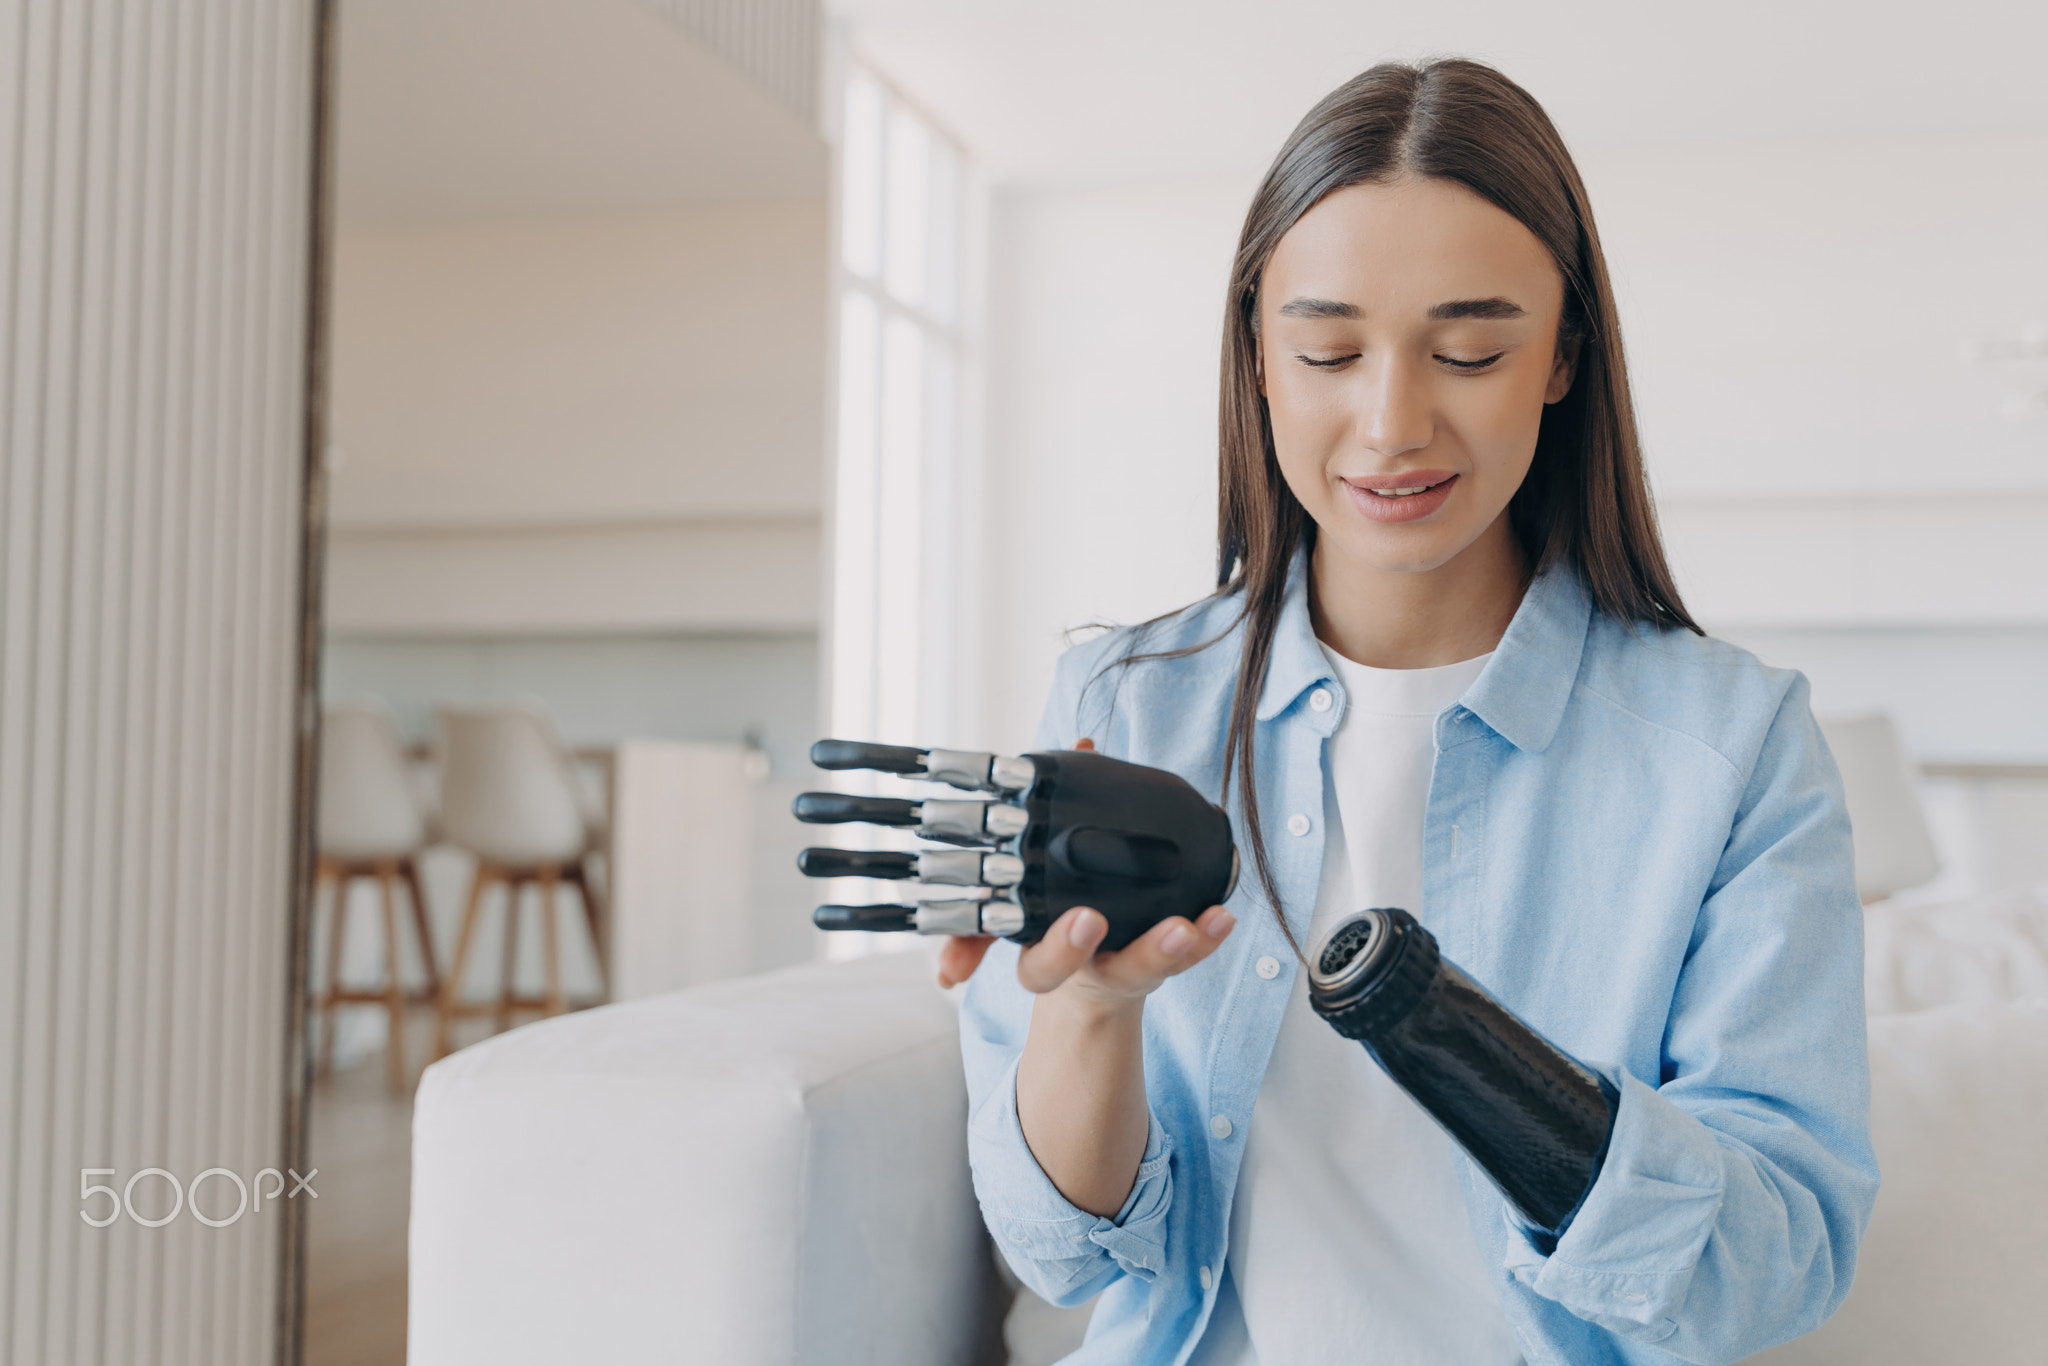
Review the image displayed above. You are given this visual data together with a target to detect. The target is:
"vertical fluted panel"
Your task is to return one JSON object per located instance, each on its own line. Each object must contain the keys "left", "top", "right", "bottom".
{"left": 0, "top": 2, "right": 319, "bottom": 1364}
{"left": 637, "top": 0, "right": 820, "bottom": 124}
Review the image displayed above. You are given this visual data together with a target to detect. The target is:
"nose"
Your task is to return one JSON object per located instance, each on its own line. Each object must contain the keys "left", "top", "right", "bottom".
{"left": 1354, "top": 353, "right": 1433, "bottom": 459}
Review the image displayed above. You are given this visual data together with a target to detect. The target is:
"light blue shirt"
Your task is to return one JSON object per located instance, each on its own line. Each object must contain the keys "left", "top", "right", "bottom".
{"left": 960, "top": 557, "right": 1878, "bottom": 1365}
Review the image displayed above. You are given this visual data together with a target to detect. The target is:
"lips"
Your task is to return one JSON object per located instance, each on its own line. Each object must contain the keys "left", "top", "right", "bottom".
{"left": 1341, "top": 470, "right": 1460, "bottom": 524}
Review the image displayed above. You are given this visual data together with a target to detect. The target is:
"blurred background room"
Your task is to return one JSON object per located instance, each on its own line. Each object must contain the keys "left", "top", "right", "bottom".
{"left": 0, "top": 2, "right": 2041, "bottom": 1365}
{"left": 313, "top": 3, "right": 2048, "bottom": 1361}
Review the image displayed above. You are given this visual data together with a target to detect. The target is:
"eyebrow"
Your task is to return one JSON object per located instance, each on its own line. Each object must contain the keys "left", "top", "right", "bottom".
{"left": 1276, "top": 297, "right": 1359, "bottom": 319}
{"left": 1428, "top": 297, "right": 1525, "bottom": 321}
{"left": 1274, "top": 296, "right": 1527, "bottom": 322}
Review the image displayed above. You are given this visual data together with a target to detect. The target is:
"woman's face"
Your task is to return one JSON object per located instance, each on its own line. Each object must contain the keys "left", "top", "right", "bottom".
{"left": 1258, "top": 176, "right": 1575, "bottom": 576}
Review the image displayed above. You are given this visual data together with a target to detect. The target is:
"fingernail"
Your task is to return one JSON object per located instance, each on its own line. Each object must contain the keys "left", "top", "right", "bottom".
{"left": 1161, "top": 924, "right": 1193, "bottom": 957}
{"left": 1207, "top": 910, "right": 1236, "bottom": 940}
{"left": 1068, "top": 909, "right": 1103, "bottom": 949}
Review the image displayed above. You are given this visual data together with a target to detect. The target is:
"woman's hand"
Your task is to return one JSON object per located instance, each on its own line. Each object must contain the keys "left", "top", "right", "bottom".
{"left": 1018, "top": 902, "right": 1237, "bottom": 1001}
{"left": 1013, "top": 888, "right": 1234, "bottom": 1219}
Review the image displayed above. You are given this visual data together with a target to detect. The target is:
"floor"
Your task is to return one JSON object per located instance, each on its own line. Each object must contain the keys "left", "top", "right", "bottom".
{"left": 304, "top": 1019, "right": 423, "bottom": 1366}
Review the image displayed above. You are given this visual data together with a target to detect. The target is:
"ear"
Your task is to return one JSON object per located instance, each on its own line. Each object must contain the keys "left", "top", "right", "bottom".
{"left": 1545, "top": 335, "right": 1581, "bottom": 405}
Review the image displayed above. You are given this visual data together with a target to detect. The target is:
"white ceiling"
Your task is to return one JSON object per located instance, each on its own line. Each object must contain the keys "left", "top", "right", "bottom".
{"left": 832, "top": 0, "right": 2048, "bottom": 185}
{"left": 336, "top": 0, "right": 827, "bottom": 228}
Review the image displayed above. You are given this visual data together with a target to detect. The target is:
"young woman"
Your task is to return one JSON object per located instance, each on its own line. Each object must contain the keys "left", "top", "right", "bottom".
{"left": 945, "top": 59, "right": 1877, "bottom": 1365}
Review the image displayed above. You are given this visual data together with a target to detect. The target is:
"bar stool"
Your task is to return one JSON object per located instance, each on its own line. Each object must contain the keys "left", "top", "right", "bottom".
{"left": 432, "top": 703, "right": 605, "bottom": 1058}
{"left": 316, "top": 701, "right": 441, "bottom": 1093}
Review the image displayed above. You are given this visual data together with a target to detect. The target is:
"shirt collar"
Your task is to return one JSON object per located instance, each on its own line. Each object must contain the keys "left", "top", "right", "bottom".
{"left": 1255, "top": 548, "right": 1332, "bottom": 722}
{"left": 1461, "top": 566, "right": 1591, "bottom": 753}
{"left": 1253, "top": 543, "right": 1592, "bottom": 753}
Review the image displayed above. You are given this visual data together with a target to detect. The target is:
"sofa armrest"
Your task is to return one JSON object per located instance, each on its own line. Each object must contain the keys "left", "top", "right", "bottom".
{"left": 1744, "top": 998, "right": 2048, "bottom": 1363}
{"left": 408, "top": 951, "right": 1007, "bottom": 1365}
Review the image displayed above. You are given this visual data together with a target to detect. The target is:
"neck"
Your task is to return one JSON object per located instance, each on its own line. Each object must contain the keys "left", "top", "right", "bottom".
{"left": 1309, "top": 514, "right": 1530, "bottom": 669}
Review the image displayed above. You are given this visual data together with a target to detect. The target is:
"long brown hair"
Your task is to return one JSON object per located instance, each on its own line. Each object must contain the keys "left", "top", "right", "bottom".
{"left": 1172, "top": 58, "right": 1701, "bottom": 940}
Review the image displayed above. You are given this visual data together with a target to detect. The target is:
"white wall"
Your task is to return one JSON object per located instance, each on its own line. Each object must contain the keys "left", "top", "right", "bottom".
{"left": 977, "top": 178, "right": 1253, "bottom": 750}
{"left": 325, "top": 518, "right": 818, "bottom": 635}
{"left": 331, "top": 200, "right": 826, "bottom": 527}
{"left": 969, "top": 133, "right": 2048, "bottom": 759}
{"left": 327, "top": 201, "right": 829, "bottom": 633}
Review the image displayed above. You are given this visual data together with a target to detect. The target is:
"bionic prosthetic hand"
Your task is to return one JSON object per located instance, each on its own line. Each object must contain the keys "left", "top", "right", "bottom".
{"left": 794, "top": 739, "right": 1620, "bottom": 1241}
{"left": 793, "top": 740, "right": 1238, "bottom": 950}
{"left": 1309, "top": 908, "right": 1620, "bottom": 1240}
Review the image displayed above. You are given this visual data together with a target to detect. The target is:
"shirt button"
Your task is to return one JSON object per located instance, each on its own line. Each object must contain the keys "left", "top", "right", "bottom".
{"left": 1309, "top": 688, "right": 1333, "bottom": 713}
{"left": 1255, "top": 955, "right": 1280, "bottom": 979}
{"left": 1209, "top": 1114, "right": 1233, "bottom": 1139}
{"left": 1199, "top": 1265, "right": 1214, "bottom": 1291}
{"left": 1286, "top": 812, "right": 1311, "bottom": 837}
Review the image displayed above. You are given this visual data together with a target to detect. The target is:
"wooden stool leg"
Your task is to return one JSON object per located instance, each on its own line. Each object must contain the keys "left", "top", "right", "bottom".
{"left": 378, "top": 865, "right": 407, "bottom": 1094}
{"left": 435, "top": 863, "right": 493, "bottom": 1060}
{"left": 540, "top": 868, "right": 566, "bottom": 1017}
{"left": 567, "top": 862, "right": 607, "bottom": 1000}
{"left": 400, "top": 855, "right": 440, "bottom": 997}
{"left": 320, "top": 865, "right": 349, "bottom": 1077}
{"left": 496, "top": 876, "right": 523, "bottom": 1034}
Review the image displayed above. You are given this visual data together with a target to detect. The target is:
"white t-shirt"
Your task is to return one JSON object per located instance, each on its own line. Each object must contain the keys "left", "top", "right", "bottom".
{"left": 1192, "top": 645, "right": 1522, "bottom": 1366}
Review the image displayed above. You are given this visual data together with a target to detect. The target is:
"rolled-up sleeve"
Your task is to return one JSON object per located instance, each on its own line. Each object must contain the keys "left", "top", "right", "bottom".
{"left": 958, "top": 631, "right": 1176, "bottom": 1306}
{"left": 963, "top": 1008, "right": 1177, "bottom": 1303}
{"left": 1502, "top": 676, "right": 1881, "bottom": 1360}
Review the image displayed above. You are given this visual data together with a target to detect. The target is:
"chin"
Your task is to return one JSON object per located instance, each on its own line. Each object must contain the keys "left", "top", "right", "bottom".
{"left": 1328, "top": 527, "right": 1468, "bottom": 576}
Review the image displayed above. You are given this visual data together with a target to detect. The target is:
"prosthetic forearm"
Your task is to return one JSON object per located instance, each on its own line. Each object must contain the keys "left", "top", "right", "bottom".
{"left": 1309, "top": 907, "right": 1620, "bottom": 1240}
{"left": 794, "top": 740, "right": 1238, "bottom": 950}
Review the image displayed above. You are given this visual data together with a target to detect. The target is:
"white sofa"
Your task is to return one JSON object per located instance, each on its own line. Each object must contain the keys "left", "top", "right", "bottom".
{"left": 409, "top": 887, "right": 2048, "bottom": 1365}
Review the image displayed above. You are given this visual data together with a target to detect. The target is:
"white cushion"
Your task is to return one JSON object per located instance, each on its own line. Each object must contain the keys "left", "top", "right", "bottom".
{"left": 408, "top": 951, "right": 1004, "bottom": 1366}
{"left": 1864, "top": 883, "right": 2048, "bottom": 1014}
{"left": 1744, "top": 997, "right": 2048, "bottom": 1363}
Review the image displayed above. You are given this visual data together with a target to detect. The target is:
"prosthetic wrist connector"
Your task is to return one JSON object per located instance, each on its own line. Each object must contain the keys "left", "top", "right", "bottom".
{"left": 794, "top": 739, "right": 1237, "bottom": 950}
{"left": 1308, "top": 908, "right": 1619, "bottom": 1240}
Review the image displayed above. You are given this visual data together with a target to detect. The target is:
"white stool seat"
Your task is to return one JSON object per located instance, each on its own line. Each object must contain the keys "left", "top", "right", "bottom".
{"left": 316, "top": 700, "right": 441, "bottom": 1093}
{"left": 433, "top": 703, "right": 607, "bottom": 1057}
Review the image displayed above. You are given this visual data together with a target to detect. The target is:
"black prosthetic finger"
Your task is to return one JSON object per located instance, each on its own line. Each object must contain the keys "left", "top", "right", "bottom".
{"left": 812, "top": 899, "right": 1027, "bottom": 936}
{"left": 792, "top": 792, "right": 922, "bottom": 826}
{"left": 813, "top": 904, "right": 917, "bottom": 932}
{"left": 1308, "top": 909, "right": 1619, "bottom": 1240}
{"left": 807, "top": 738, "right": 1036, "bottom": 794}
{"left": 796, "top": 845, "right": 1023, "bottom": 888}
{"left": 797, "top": 848, "right": 918, "bottom": 880}
{"left": 810, "top": 739, "right": 928, "bottom": 774}
{"left": 791, "top": 792, "right": 1029, "bottom": 847}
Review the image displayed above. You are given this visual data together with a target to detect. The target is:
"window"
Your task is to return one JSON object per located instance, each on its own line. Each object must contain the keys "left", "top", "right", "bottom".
{"left": 831, "top": 68, "right": 966, "bottom": 747}
{"left": 824, "top": 66, "right": 973, "bottom": 954}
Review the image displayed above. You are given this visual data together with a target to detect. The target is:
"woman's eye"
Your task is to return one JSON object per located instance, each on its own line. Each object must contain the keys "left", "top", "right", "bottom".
{"left": 1294, "top": 353, "right": 1357, "bottom": 370}
{"left": 1438, "top": 352, "right": 1506, "bottom": 371}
